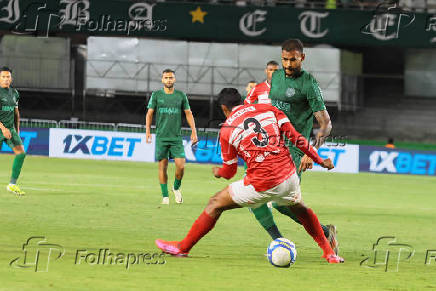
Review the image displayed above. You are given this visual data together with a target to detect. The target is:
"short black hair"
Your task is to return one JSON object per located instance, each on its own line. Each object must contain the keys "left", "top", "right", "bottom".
{"left": 281, "top": 39, "right": 304, "bottom": 53}
{"left": 162, "top": 68, "right": 175, "bottom": 75}
{"left": 266, "top": 60, "right": 279, "bottom": 67}
{"left": 0, "top": 66, "right": 12, "bottom": 73}
{"left": 387, "top": 137, "right": 394, "bottom": 144}
{"left": 218, "top": 88, "right": 242, "bottom": 109}
{"left": 248, "top": 80, "right": 256, "bottom": 84}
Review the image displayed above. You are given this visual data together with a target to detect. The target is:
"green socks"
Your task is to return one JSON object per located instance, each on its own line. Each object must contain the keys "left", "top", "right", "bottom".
{"left": 160, "top": 184, "right": 169, "bottom": 197}
{"left": 251, "top": 204, "right": 282, "bottom": 239}
{"left": 10, "top": 153, "right": 26, "bottom": 184}
{"left": 251, "top": 203, "right": 331, "bottom": 239}
{"left": 273, "top": 203, "right": 330, "bottom": 238}
{"left": 160, "top": 179, "right": 181, "bottom": 198}
{"left": 174, "top": 178, "right": 182, "bottom": 190}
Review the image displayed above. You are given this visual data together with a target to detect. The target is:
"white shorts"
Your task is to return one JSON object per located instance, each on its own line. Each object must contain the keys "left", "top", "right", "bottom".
{"left": 229, "top": 173, "right": 302, "bottom": 209}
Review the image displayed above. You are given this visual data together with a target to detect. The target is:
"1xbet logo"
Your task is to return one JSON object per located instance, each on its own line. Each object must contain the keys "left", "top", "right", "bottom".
{"left": 63, "top": 134, "right": 141, "bottom": 156}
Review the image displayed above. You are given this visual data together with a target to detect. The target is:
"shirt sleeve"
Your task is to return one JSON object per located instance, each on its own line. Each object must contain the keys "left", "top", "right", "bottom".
{"left": 244, "top": 87, "right": 257, "bottom": 105}
{"left": 306, "top": 77, "right": 326, "bottom": 113}
{"left": 147, "top": 92, "right": 157, "bottom": 110}
{"left": 217, "top": 129, "right": 238, "bottom": 179}
{"left": 273, "top": 106, "right": 324, "bottom": 165}
{"left": 182, "top": 93, "right": 190, "bottom": 110}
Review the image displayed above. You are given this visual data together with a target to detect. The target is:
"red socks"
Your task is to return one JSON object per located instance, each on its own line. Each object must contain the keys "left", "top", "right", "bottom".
{"left": 297, "top": 208, "right": 334, "bottom": 257}
{"left": 179, "top": 211, "right": 217, "bottom": 252}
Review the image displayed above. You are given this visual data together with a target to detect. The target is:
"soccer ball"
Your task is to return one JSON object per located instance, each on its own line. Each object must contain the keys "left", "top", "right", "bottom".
{"left": 267, "top": 238, "right": 297, "bottom": 268}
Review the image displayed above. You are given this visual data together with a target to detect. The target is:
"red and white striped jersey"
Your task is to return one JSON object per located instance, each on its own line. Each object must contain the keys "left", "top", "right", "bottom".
{"left": 244, "top": 81, "right": 271, "bottom": 105}
{"left": 218, "top": 103, "right": 323, "bottom": 191}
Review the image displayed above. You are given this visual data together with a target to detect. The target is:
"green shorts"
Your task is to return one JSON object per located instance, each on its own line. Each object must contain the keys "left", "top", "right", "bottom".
{"left": 0, "top": 128, "right": 23, "bottom": 150}
{"left": 155, "top": 139, "right": 185, "bottom": 161}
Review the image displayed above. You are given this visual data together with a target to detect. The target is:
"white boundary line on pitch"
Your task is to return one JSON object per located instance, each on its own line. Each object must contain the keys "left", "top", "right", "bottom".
{"left": 26, "top": 181, "right": 150, "bottom": 189}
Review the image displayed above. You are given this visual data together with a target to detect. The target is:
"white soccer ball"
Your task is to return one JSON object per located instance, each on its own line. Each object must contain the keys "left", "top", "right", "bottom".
{"left": 267, "top": 238, "right": 297, "bottom": 268}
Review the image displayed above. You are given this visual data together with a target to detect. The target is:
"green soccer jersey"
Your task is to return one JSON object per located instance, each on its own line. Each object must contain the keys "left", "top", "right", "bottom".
{"left": 147, "top": 89, "right": 190, "bottom": 141}
{"left": 0, "top": 87, "right": 19, "bottom": 129}
{"left": 269, "top": 69, "right": 326, "bottom": 154}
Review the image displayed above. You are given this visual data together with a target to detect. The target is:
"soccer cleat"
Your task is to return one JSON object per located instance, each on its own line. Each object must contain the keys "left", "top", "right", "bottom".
{"left": 326, "top": 224, "right": 339, "bottom": 255}
{"left": 155, "top": 239, "right": 188, "bottom": 257}
{"left": 172, "top": 188, "right": 183, "bottom": 204}
{"left": 6, "top": 184, "right": 25, "bottom": 196}
{"left": 324, "top": 254, "right": 345, "bottom": 264}
{"left": 161, "top": 197, "right": 169, "bottom": 205}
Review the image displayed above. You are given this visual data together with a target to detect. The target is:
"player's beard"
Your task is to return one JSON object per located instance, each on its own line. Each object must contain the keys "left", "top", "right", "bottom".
{"left": 164, "top": 83, "right": 174, "bottom": 89}
{"left": 285, "top": 67, "right": 301, "bottom": 78}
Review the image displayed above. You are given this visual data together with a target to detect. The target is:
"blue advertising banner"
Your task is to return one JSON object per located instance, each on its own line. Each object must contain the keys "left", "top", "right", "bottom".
{"left": 0, "top": 128, "right": 49, "bottom": 156}
{"left": 49, "top": 128, "right": 155, "bottom": 162}
{"left": 359, "top": 146, "right": 436, "bottom": 176}
{"left": 183, "top": 136, "right": 244, "bottom": 165}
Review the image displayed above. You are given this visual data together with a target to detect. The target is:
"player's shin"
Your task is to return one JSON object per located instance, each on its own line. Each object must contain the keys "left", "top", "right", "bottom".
{"left": 274, "top": 203, "right": 330, "bottom": 238}
{"left": 10, "top": 152, "right": 25, "bottom": 184}
{"left": 292, "top": 206, "right": 334, "bottom": 257}
{"left": 251, "top": 204, "right": 283, "bottom": 239}
{"left": 179, "top": 210, "right": 218, "bottom": 252}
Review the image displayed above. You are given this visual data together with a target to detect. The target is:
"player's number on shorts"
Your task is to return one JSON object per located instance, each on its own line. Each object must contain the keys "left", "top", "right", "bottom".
{"left": 243, "top": 118, "right": 268, "bottom": 147}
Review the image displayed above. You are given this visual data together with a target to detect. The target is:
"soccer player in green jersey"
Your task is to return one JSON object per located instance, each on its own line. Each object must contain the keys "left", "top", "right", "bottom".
{"left": 145, "top": 69, "right": 198, "bottom": 205}
{"left": 0, "top": 67, "right": 26, "bottom": 196}
{"left": 249, "top": 39, "right": 339, "bottom": 254}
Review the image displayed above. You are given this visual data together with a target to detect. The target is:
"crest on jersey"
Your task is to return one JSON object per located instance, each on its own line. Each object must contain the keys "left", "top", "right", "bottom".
{"left": 285, "top": 87, "right": 295, "bottom": 98}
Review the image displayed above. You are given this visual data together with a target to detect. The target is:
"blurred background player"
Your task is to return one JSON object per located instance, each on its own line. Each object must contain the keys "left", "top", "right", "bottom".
{"left": 0, "top": 67, "right": 26, "bottom": 196}
{"left": 244, "top": 60, "right": 279, "bottom": 105}
{"left": 155, "top": 88, "right": 344, "bottom": 264}
{"left": 241, "top": 80, "right": 257, "bottom": 102}
{"left": 248, "top": 39, "right": 339, "bottom": 254}
{"left": 385, "top": 137, "right": 395, "bottom": 149}
{"left": 146, "top": 69, "right": 198, "bottom": 204}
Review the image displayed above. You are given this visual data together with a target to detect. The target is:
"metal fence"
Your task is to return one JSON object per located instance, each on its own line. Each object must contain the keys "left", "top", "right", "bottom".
{"left": 19, "top": 118, "right": 213, "bottom": 136}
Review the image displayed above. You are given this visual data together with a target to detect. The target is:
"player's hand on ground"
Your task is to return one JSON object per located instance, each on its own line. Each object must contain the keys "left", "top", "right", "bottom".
{"left": 191, "top": 132, "right": 198, "bottom": 145}
{"left": 320, "top": 158, "right": 334, "bottom": 170}
{"left": 1, "top": 127, "right": 11, "bottom": 139}
{"left": 212, "top": 167, "right": 221, "bottom": 178}
{"left": 298, "top": 154, "right": 313, "bottom": 173}
{"left": 146, "top": 132, "right": 152, "bottom": 144}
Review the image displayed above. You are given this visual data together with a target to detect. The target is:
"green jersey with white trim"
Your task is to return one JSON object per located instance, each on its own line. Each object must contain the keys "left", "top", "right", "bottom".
{"left": 147, "top": 89, "right": 190, "bottom": 141}
{"left": 0, "top": 87, "right": 19, "bottom": 129}
{"left": 269, "top": 69, "right": 326, "bottom": 155}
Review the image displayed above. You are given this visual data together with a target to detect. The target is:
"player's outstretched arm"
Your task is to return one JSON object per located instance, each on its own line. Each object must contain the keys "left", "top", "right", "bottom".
{"left": 14, "top": 107, "right": 20, "bottom": 134}
{"left": 214, "top": 128, "right": 238, "bottom": 179}
{"left": 313, "top": 110, "right": 332, "bottom": 149}
{"left": 145, "top": 108, "right": 154, "bottom": 143}
{"left": 274, "top": 108, "right": 333, "bottom": 170}
{"left": 184, "top": 109, "right": 198, "bottom": 145}
{"left": 299, "top": 110, "right": 331, "bottom": 172}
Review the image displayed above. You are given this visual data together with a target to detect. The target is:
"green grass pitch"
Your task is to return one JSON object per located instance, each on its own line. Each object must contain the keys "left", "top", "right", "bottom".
{"left": 1, "top": 154, "right": 435, "bottom": 290}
